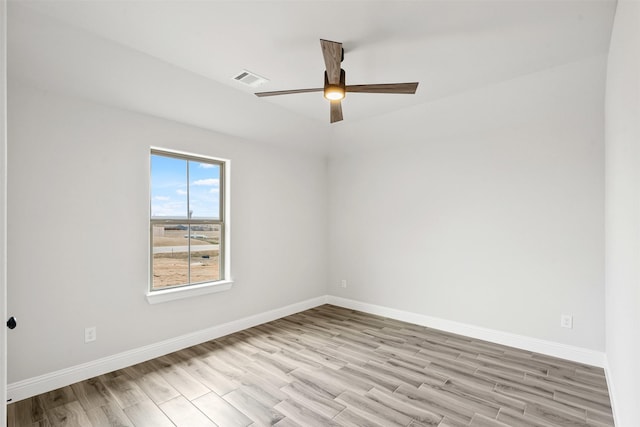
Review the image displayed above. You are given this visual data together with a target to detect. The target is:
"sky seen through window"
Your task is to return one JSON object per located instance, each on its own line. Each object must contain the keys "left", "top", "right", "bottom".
{"left": 151, "top": 154, "right": 220, "bottom": 219}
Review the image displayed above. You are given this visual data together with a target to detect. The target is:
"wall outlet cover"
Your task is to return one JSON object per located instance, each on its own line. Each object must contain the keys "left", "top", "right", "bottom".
{"left": 560, "top": 315, "right": 573, "bottom": 329}
{"left": 84, "top": 327, "right": 97, "bottom": 343}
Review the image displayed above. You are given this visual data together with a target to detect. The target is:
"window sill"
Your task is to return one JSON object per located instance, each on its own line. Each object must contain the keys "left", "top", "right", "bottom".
{"left": 146, "top": 280, "right": 233, "bottom": 304}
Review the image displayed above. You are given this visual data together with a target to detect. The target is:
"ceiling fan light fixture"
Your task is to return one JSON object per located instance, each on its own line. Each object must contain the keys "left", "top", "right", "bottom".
{"left": 324, "top": 69, "right": 346, "bottom": 101}
{"left": 324, "top": 86, "right": 345, "bottom": 101}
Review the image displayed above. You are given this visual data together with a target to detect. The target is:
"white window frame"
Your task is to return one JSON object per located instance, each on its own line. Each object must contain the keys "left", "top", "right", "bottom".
{"left": 146, "top": 148, "right": 232, "bottom": 304}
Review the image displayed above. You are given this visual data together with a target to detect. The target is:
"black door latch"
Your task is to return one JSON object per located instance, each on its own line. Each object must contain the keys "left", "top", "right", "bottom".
{"left": 6, "top": 316, "right": 16, "bottom": 329}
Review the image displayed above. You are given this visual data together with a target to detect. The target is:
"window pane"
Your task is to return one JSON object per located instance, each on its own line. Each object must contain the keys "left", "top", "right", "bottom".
{"left": 151, "top": 223, "right": 221, "bottom": 289}
{"left": 188, "top": 160, "right": 220, "bottom": 220}
{"left": 189, "top": 223, "right": 221, "bottom": 284}
{"left": 150, "top": 150, "right": 225, "bottom": 293}
{"left": 151, "top": 223, "right": 189, "bottom": 289}
{"left": 151, "top": 154, "right": 188, "bottom": 218}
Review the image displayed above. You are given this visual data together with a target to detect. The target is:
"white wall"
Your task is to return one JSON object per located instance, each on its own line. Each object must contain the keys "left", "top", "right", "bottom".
{"left": 329, "top": 55, "right": 606, "bottom": 351}
{"left": 1, "top": 0, "right": 7, "bottom": 420}
{"left": 6, "top": 82, "right": 328, "bottom": 383}
{"left": 604, "top": 1, "right": 640, "bottom": 425}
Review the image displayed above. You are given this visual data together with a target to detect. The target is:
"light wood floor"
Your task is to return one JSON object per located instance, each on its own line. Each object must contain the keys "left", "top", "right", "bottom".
{"left": 7, "top": 305, "right": 614, "bottom": 426}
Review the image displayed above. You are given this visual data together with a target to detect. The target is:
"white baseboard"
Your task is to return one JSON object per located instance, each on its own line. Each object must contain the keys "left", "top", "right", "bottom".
{"left": 7, "top": 295, "right": 328, "bottom": 403}
{"left": 327, "top": 296, "right": 605, "bottom": 367}
{"left": 603, "top": 356, "right": 620, "bottom": 427}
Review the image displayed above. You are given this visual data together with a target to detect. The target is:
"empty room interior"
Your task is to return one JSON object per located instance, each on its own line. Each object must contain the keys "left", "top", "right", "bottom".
{"left": 1, "top": 0, "right": 639, "bottom": 426}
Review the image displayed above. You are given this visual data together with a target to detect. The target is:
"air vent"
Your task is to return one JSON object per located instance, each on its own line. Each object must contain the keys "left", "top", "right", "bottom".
{"left": 232, "top": 70, "right": 269, "bottom": 87}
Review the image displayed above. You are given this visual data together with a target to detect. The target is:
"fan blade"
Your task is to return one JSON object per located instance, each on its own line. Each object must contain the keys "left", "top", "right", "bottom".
{"left": 255, "top": 88, "right": 323, "bottom": 97}
{"left": 330, "top": 100, "right": 343, "bottom": 123}
{"left": 320, "top": 39, "right": 342, "bottom": 85}
{"left": 346, "top": 82, "right": 419, "bottom": 94}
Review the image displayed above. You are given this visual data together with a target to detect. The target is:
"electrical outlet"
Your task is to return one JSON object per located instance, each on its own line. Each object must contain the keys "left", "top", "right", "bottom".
{"left": 560, "top": 314, "right": 573, "bottom": 329}
{"left": 341, "top": 279, "right": 347, "bottom": 288}
{"left": 85, "top": 326, "right": 97, "bottom": 343}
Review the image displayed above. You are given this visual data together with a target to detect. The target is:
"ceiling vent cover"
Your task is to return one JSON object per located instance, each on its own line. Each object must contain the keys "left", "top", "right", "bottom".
{"left": 232, "top": 70, "right": 269, "bottom": 87}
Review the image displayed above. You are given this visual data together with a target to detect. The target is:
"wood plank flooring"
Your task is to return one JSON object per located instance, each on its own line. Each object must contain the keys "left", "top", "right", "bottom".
{"left": 7, "top": 305, "right": 615, "bottom": 426}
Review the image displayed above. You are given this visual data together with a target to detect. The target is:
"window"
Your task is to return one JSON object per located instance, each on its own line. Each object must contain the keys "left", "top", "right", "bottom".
{"left": 150, "top": 149, "right": 227, "bottom": 293}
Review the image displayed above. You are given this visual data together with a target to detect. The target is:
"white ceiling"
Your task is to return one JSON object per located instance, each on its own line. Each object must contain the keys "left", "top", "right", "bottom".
{"left": 8, "top": 0, "right": 616, "bottom": 153}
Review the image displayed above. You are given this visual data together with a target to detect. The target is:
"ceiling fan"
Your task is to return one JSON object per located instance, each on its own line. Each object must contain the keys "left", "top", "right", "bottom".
{"left": 255, "top": 39, "right": 419, "bottom": 123}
